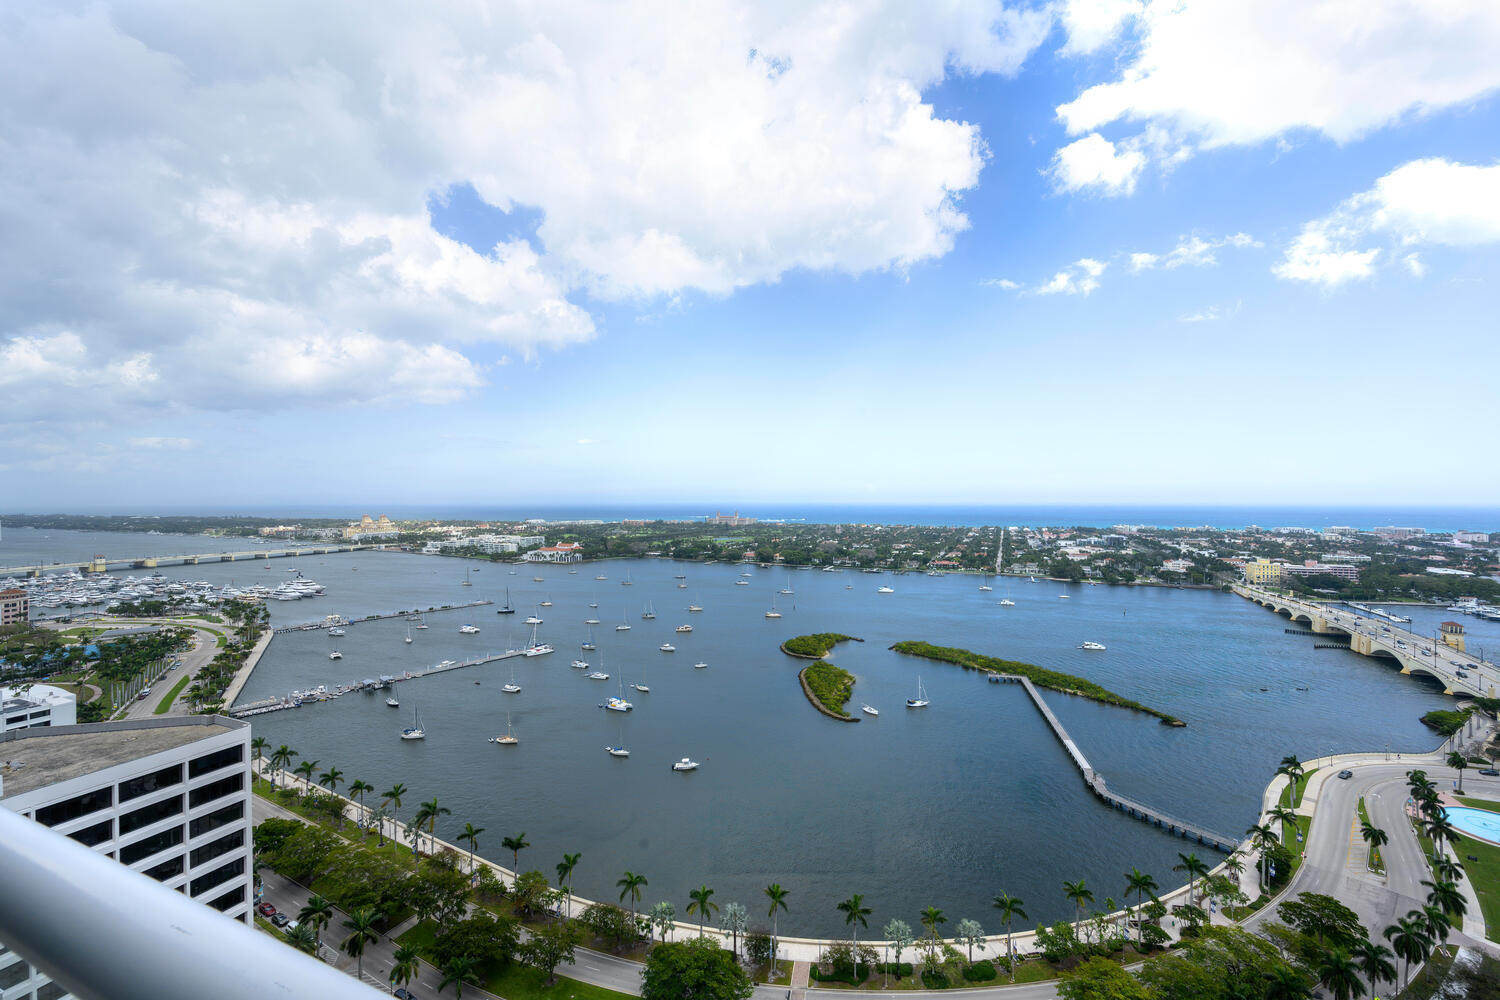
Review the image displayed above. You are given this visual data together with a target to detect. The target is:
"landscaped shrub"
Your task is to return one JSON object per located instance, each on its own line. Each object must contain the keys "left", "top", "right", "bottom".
{"left": 879, "top": 961, "right": 913, "bottom": 978}
{"left": 921, "top": 968, "right": 950, "bottom": 989}
{"left": 963, "top": 960, "right": 997, "bottom": 982}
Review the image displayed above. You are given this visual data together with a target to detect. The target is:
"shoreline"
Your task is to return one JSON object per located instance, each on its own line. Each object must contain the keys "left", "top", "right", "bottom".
{"left": 797, "top": 664, "right": 858, "bottom": 722}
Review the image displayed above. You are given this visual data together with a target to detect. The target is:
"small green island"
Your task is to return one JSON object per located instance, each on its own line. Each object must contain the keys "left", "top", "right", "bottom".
{"left": 780, "top": 632, "right": 863, "bottom": 659}
{"left": 891, "top": 640, "right": 1184, "bottom": 726}
{"left": 783, "top": 634, "right": 863, "bottom": 721}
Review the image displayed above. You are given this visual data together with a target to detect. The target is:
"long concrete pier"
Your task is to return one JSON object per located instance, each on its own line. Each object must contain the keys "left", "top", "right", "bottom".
{"left": 271, "top": 600, "right": 493, "bottom": 634}
{"left": 993, "top": 673, "right": 1239, "bottom": 852}
{"left": 230, "top": 649, "right": 530, "bottom": 717}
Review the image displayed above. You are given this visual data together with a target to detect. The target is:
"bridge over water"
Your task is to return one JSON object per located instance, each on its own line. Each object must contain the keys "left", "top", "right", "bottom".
{"left": 0, "top": 544, "right": 376, "bottom": 577}
{"left": 1235, "top": 584, "right": 1497, "bottom": 698}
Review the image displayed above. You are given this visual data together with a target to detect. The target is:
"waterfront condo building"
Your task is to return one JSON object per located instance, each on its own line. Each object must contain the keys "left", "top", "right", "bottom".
{"left": 0, "top": 684, "right": 76, "bottom": 733}
{"left": 0, "top": 588, "right": 29, "bottom": 625}
{"left": 0, "top": 716, "right": 253, "bottom": 999}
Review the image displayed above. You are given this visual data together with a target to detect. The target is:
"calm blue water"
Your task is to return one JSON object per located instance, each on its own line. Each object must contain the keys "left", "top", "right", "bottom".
{"left": 9, "top": 504, "right": 1499, "bottom": 531}
{"left": 11, "top": 527, "right": 1500, "bottom": 935}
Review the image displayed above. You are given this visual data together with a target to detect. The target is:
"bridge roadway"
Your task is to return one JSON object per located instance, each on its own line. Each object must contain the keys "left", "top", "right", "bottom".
{"left": 1236, "top": 584, "right": 1498, "bottom": 698}
{"left": 0, "top": 544, "right": 375, "bottom": 577}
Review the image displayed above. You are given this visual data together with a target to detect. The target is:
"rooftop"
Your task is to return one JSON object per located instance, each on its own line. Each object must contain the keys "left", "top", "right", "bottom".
{"left": 0, "top": 716, "right": 244, "bottom": 798}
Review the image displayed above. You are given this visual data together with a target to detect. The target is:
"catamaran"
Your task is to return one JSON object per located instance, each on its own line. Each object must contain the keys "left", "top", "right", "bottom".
{"left": 906, "top": 677, "right": 929, "bottom": 709}
{"left": 1079, "top": 641, "right": 1106, "bottom": 651}
{"left": 459, "top": 623, "right": 481, "bottom": 634}
{"left": 401, "top": 706, "right": 426, "bottom": 740}
{"left": 502, "top": 663, "right": 522, "bottom": 693}
{"left": 605, "top": 677, "right": 633, "bottom": 712}
{"left": 328, "top": 648, "right": 342, "bottom": 660}
{"left": 525, "top": 607, "right": 543, "bottom": 625}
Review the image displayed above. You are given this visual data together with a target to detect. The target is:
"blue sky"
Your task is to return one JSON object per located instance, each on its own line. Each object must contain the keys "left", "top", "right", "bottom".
{"left": 3, "top": 1, "right": 1498, "bottom": 509}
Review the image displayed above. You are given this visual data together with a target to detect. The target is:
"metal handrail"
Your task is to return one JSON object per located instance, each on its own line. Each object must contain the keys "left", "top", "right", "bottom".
{"left": 0, "top": 805, "right": 385, "bottom": 1000}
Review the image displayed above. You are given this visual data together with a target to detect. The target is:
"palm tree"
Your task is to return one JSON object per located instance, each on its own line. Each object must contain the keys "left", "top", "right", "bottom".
{"left": 1062, "top": 880, "right": 1093, "bottom": 935}
{"left": 687, "top": 884, "right": 718, "bottom": 937}
{"left": 390, "top": 944, "right": 420, "bottom": 992}
{"left": 1447, "top": 750, "right": 1469, "bottom": 793}
{"left": 293, "top": 758, "right": 318, "bottom": 795}
{"left": 1263, "top": 963, "right": 1310, "bottom": 1000}
{"left": 1420, "top": 903, "right": 1453, "bottom": 951}
{"left": 1122, "top": 870, "right": 1157, "bottom": 945}
{"left": 439, "top": 955, "right": 480, "bottom": 999}
{"left": 1425, "top": 813, "right": 1459, "bottom": 862}
{"left": 250, "top": 735, "right": 267, "bottom": 777}
{"left": 419, "top": 797, "right": 450, "bottom": 855}
{"left": 837, "top": 894, "right": 871, "bottom": 959}
{"left": 1173, "top": 853, "right": 1208, "bottom": 908}
{"left": 919, "top": 906, "right": 946, "bottom": 956}
{"left": 1247, "top": 823, "right": 1280, "bottom": 893}
{"left": 556, "top": 851, "right": 580, "bottom": 919}
{"left": 1359, "top": 820, "right": 1388, "bottom": 863}
{"left": 1384, "top": 915, "right": 1433, "bottom": 990}
{"left": 1353, "top": 938, "right": 1396, "bottom": 995}
{"left": 318, "top": 765, "right": 344, "bottom": 796}
{"left": 1421, "top": 879, "right": 1466, "bottom": 923}
{"left": 347, "top": 779, "right": 374, "bottom": 831}
{"left": 1277, "top": 755, "right": 1305, "bottom": 804}
{"left": 1269, "top": 805, "right": 1300, "bottom": 846}
{"left": 956, "top": 918, "right": 984, "bottom": 963}
{"left": 341, "top": 907, "right": 382, "bottom": 980}
{"left": 618, "top": 871, "right": 648, "bottom": 925}
{"left": 1432, "top": 855, "right": 1464, "bottom": 883}
{"left": 650, "top": 901, "right": 675, "bottom": 945}
{"left": 380, "top": 782, "right": 406, "bottom": 846}
{"left": 1316, "top": 948, "right": 1365, "bottom": 1000}
{"left": 765, "top": 883, "right": 789, "bottom": 966}
{"left": 502, "top": 831, "right": 530, "bottom": 871}
{"left": 721, "top": 902, "right": 748, "bottom": 959}
{"left": 411, "top": 801, "right": 433, "bottom": 856}
{"left": 991, "top": 893, "right": 1027, "bottom": 981}
{"left": 459, "top": 823, "right": 485, "bottom": 874}
{"left": 285, "top": 922, "right": 318, "bottom": 955}
{"left": 298, "top": 895, "right": 335, "bottom": 953}
{"left": 269, "top": 745, "right": 296, "bottom": 787}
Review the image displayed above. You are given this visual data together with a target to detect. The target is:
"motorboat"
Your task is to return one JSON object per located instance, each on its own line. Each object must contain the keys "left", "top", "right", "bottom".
{"left": 735, "top": 580, "right": 749, "bottom": 586}
{"left": 660, "top": 643, "right": 675, "bottom": 652}
{"left": 862, "top": 704, "right": 879, "bottom": 716}
{"left": 328, "top": 650, "right": 342, "bottom": 660}
{"left": 999, "top": 599, "right": 1015, "bottom": 607}
{"left": 693, "top": 661, "right": 707, "bottom": 669}
{"left": 764, "top": 609, "right": 782, "bottom": 619}
{"left": 877, "top": 586, "right": 894, "bottom": 594}
{"left": 585, "top": 618, "right": 601, "bottom": 625}
{"left": 606, "top": 745, "right": 630, "bottom": 757}
{"left": 675, "top": 624, "right": 693, "bottom": 633}
{"left": 1079, "top": 641, "right": 1106, "bottom": 651}
{"left": 978, "top": 585, "right": 992, "bottom": 592}
{"left": 401, "top": 707, "right": 426, "bottom": 740}
{"left": 533, "top": 576, "right": 544, "bottom": 582}
{"left": 1059, "top": 594, "right": 1070, "bottom": 600}
{"left": 596, "top": 574, "right": 608, "bottom": 580}
{"left": 588, "top": 671, "right": 610, "bottom": 680}
{"left": 459, "top": 624, "right": 481, "bottom": 634}
{"left": 328, "top": 627, "right": 346, "bottom": 636}
{"left": 906, "top": 677, "right": 929, "bottom": 709}
{"left": 386, "top": 696, "right": 399, "bottom": 707}
{"left": 672, "top": 758, "right": 699, "bottom": 771}
{"left": 688, "top": 604, "right": 703, "bottom": 612}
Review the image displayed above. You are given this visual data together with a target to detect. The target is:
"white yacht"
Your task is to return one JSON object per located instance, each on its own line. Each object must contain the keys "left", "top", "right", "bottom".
{"left": 606, "top": 745, "right": 630, "bottom": 757}
{"left": 862, "top": 704, "right": 879, "bottom": 717}
{"left": 328, "top": 649, "right": 343, "bottom": 660}
{"left": 328, "top": 627, "right": 346, "bottom": 636}
{"left": 539, "top": 598, "right": 552, "bottom": 607}
{"left": 585, "top": 617, "right": 601, "bottom": 625}
{"left": 386, "top": 695, "right": 399, "bottom": 707}
{"left": 735, "top": 580, "right": 749, "bottom": 586}
{"left": 503, "top": 664, "right": 522, "bottom": 693}
{"left": 588, "top": 671, "right": 610, "bottom": 680}
{"left": 672, "top": 758, "right": 699, "bottom": 771}
{"left": 1079, "top": 641, "right": 1106, "bottom": 651}
{"left": 693, "top": 661, "right": 707, "bottom": 669}
{"left": 525, "top": 611, "right": 543, "bottom": 625}
{"left": 688, "top": 604, "right": 703, "bottom": 612}
{"left": 675, "top": 624, "right": 693, "bottom": 633}
{"left": 525, "top": 643, "right": 554, "bottom": 657}
{"left": 571, "top": 659, "right": 589, "bottom": 670}
{"left": 605, "top": 694, "right": 633, "bottom": 712}
{"left": 660, "top": 642, "right": 676, "bottom": 652}
{"left": 1059, "top": 594, "right": 1070, "bottom": 600}
{"left": 595, "top": 574, "right": 608, "bottom": 580}
{"left": 998, "top": 599, "right": 1015, "bottom": 607}
{"left": 906, "top": 677, "right": 929, "bottom": 709}
{"left": 404, "top": 623, "right": 413, "bottom": 644}
{"left": 401, "top": 707, "right": 426, "bottom": 740}
{"left": 978, "top": 585, "right": 993, "bottom": 592}
{"left": 877, "top": 586, "right": 894, "bottom": 594}
{"left": 616, "top": 612, "right": 632, "bottom": 631}
{"left": 459, "top": 624, "right": 481, "bottom": 634}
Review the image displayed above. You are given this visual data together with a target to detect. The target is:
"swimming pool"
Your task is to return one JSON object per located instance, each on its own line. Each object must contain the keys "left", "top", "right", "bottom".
{"left": 1444, "top": 806, "right": 1500, "bottom": 844}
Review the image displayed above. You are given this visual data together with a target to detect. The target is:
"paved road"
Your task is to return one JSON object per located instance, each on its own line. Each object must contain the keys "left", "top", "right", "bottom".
{"left": 120, "top": 622, "right": 222, "bottom": 719}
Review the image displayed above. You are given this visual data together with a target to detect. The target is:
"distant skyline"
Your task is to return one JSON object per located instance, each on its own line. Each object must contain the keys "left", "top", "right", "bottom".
{"left": 3, "top": 2, "right": 1498, "bottom": 507}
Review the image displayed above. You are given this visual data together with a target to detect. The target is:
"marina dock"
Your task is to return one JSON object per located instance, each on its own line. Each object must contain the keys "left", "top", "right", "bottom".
{"left": 271, "top": 599, "right": 493, "bottom": 634}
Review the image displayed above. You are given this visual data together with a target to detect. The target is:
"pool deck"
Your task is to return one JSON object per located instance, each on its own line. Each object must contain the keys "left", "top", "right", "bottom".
{"left": 1440, "top": 793, "right": 1500, "bottom": 846}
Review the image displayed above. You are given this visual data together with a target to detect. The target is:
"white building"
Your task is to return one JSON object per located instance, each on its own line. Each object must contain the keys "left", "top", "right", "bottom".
{"left": 523, "top": 542, "right": 584, "bottom": 563}
{"left": 1, "top": 685, "right": 77, "bottom": 733}
{"left": 0, "top": 716, "right": 253, "bottom": 999}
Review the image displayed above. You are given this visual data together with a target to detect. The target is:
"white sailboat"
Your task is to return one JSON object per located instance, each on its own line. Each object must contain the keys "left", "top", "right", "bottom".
{"left": 503, "top": 663, "right": 521, "bottom": 693}
{"left": 401, "top": 706, "right": 426, "bottom": 740}
{"left": 463, "top": 567, "right": 473, "bottom": 587}
{"left": 621, "top": 571, "right": 633, "bottom": 586}
{"left": 765, "top": 594, "right": 782, "bottom": 619}
{"left": 633, "top": 661, "right": 650, "bottom": 693}
{"left": 616, "top": 610, "right": 631, "bottom": 631}
{"left": 605, "top": 676, "right": 633, "bottom": 712}
{"left": 524, "top": 622, "right": 554, "bottom": 657}
{"left": 642, "top": 600, "right": 656, "bottom": 620}
{"left": 386, "top": 694, "right": 399, "bottom": 707}
{"left": 906, "top": 677, "right": 929, "bottom": 709}
{"left": 404, "top": 623, "right": 413, "bottom": 644}
{"left": 582, "top": 627, "right": 596, "bottom": 651}
{"left": 489, "top": 713, "right": 518, "bottom": 745}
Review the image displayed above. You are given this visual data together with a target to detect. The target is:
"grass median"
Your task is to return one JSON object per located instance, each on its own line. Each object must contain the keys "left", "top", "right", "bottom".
{"left": 153, "top": 673, "right": 194, "bottom": 714}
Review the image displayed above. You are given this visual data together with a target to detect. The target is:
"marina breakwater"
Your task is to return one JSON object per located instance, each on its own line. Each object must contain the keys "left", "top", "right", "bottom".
{"left": 271, "top": 599, "right": 493, "bottom": 634}
{"left": 230, "top": 648, "right": 529, "bottom": 717}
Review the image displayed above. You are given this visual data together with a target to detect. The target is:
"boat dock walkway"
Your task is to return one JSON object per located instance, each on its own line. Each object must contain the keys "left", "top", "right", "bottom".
{"left": 991, "top": 673, "right": 1240, "bottom": 853}
{"left": 229, "top": 648, "right": 529, "bottom": 718}
{"left": 271, "top": 600, "right": 493, "bottom": 634}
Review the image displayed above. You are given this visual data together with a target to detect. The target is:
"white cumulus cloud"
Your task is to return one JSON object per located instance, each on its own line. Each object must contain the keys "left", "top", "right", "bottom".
{"left": 1036, "top": 258, "right": 1107, "bottom": 295}
{"left": 1058, "top": 0, "right": 1143, "bottom": 55}
{"left": 1130, "top": 232, "right": 1262, "bottom": 270}
{"left": 1054, "top": 0, "right": 1500, "bottom": 179}
{"left": 1048, "top": 133, "right": 1146, "bottom": 195}
{"left": 1276, "top": 158, "right": 1500, "bottom": 287}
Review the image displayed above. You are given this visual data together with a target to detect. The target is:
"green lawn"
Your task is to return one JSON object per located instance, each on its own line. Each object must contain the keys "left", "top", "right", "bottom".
{"left": 1452, "top": 832, "right": 1500, "bottom": 938}
{"left": 1356, "top": 797, "right": 1384, "bottom": 874}
{"left": 153, "top": 673, "right": 193, "bottom": 714}
{"left": 1456, "top": 795, "right": 1500, "bottom": 812}
{"left": 1279, "top": 768, "right": 1319, "bottom": 810}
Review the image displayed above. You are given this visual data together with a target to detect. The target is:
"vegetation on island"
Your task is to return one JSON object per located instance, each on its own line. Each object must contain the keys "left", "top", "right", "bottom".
{"left": 890, "top": 641, "right": 1183, "bottom": 726}
{"left": 780, "top": 633, "right": 861, "bottom": 658}
{"left": 800, "top": 662, "right": 858, "bottom": 721}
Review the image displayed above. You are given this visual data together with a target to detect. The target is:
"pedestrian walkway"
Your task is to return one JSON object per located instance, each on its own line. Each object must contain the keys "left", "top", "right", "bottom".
{"left": 790, "top": 960, "right": 810, "bottom": 1000}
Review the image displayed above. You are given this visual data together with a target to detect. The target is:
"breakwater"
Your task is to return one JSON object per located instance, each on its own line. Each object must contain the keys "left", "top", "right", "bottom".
{"left": 272, "top": 600, "right": 493, "bottom": 634}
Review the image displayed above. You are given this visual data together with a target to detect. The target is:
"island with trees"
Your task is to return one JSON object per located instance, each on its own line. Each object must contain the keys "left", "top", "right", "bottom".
{"left": 783, "top": 634, "right": 863, "bottom": 721}
{"left": 891, "top": 641, "right": 1184, "bottom": 726}
{"left": 780, "top": 632, "right": 863, "bottom": 659}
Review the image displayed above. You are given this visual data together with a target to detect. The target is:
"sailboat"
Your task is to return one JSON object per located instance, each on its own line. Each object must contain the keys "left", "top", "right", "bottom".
{"left": 589, "top": 650, "right": 609, "bottom": 681}
{"left": 525, "top": 606, "right": 543, "bottom": 625}
{"left": 404, "top": 623, "right": 413, "bottom": 644}
{"left": 463, "top": 567, "right": 473, "bottom": 587}
{"left": 906, "top": 677, "right": 929, "bottom": 709}
{"left": 765, "top": 593, "right": 782, "bottom": 619}
{"left": 412, "top": 615, "right": 429, "bottom": 630}
{"left": 525, "top": 623, "right": 553, "bottom": 656}
{"left": 621, "top": 571, "right": 633, "bottom": 586}
{"left": 503, "top": 663, "right": 522, "bottom": 693}
{"left": 582, "top": 626, "right": 596, "bottom": 651}
{"left": 642, "top": 600, "right": 656, "bottom": 620}
{"left": 489, "top": 713, "right": 518, "bottom": 745}
{"left": 497, "top": 587, "right": 515, "bottom": 614}
{"left": 633, "top": 661, "right": 650, "bottom": 693}
{"left": 401, "top": 706, "right": 426, "bottom": 740}
{"left": 606, "top": 743, "right": 630, "bottom": 757}
{"left": 616, "top": 610, "right": 631, "bottom": 631}
{"left": 605, "top": 676, "right": 633, "bottom": 712}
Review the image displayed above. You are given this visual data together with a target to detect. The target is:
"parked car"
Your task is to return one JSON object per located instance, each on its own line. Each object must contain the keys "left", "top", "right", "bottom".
{"left": 256, "top": 903, "right": 276, "bottom": 918}
{"left": 1480, "top": 769, "right": 1499, "bottom": 777}
{"left": 394, "top": 990, "right": 419, "bottom": 1000}
{"left": 1338, "top": 769, "right": 1353, "bottom": 779}
{"left": 270, "top": 913, "right": 290, "bottom": 928}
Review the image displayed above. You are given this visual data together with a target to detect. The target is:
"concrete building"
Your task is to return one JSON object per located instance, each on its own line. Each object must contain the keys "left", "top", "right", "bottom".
{"left": 1, "top": 685, "right": 76, "bottom": 733}
{"left": 0, "top": 588, "right": 28, "bottom": 626}
{"left": 0, "top": 717, "right": 252, "bottom": 999}
{"left": 1440, "top": 621, "right": 1466, "bottom": 653}
{"left": 438, "top": 534, "right": 544, "bottom": 555}
{"left": 706, "top": 511, "right": 757, "bottom": 526}
{"left": 523, "top": 542, "right": 584, "bottom": 563}
{"left": 341, "top": 514, "right": 398, "bottom": 541}
{"left": 1244, "top": 558, "right": 1283, "bottom": 585}
{"left": 1280, "top": 560, "right": 1361, "bottom": 582}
